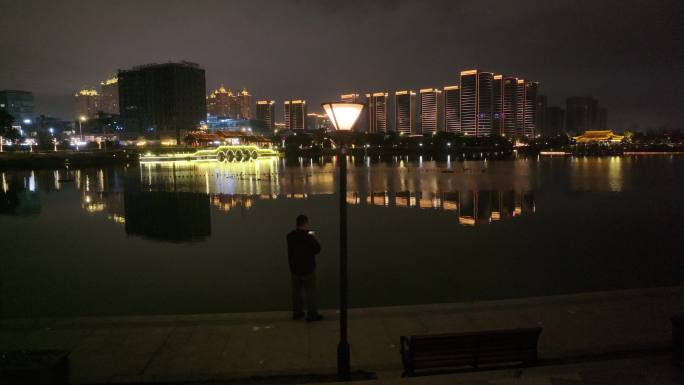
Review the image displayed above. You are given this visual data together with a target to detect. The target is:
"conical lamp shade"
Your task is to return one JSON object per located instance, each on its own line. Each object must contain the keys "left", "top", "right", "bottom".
{"left": 322, "top": 102, "right": 364, "bottom": 131}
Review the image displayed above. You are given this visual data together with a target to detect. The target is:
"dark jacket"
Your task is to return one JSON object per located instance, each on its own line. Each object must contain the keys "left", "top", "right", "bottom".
{"left": 287, "top": 229, "right": 321, "bottom": 275}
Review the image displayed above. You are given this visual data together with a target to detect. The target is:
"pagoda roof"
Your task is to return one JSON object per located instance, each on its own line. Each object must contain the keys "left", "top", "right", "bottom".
{"left": 573, "top": 130, "right": 624, "bottom": 143}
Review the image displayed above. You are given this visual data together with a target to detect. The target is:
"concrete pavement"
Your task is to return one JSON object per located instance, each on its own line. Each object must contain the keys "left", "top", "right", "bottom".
{"left": 1, "top": 286, "right": 683, "bottom": 384}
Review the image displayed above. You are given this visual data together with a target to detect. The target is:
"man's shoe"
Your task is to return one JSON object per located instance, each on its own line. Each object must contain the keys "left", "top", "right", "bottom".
{"left": 292, "top": 312, "right": 305, "bottom": 320}
{"left": 305, "top": 313, "right": 324, "bottom": 322}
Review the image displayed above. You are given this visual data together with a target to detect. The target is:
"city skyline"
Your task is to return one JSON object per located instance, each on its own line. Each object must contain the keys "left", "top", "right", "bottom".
{"left": 0, "top": 0, "right": 681, "bottom": 131}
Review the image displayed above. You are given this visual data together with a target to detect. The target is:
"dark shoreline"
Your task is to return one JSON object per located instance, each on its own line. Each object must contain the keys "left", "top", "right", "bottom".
{"left": 0, "top": 150, "right": 138, "bottom": 170}
{"left": 1, "top": 147, "right": 682, "bottom": 170}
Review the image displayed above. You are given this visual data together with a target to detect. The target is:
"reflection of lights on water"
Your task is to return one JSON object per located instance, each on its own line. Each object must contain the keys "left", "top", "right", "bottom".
{"left": 1, "top": 173, "right": 7, "bottom": 193}
{"left": 109, "top": 214, "right": 125, "bottom": 224}
{"left": 84, "top": 203, "right": 105, "bottom": 213}
{"left": 29, "top": 171, "right": 36, "bottom": 192}
{"left": 98, "top": 170, "right": 104, "bottom": 192}
{"left": 205, "top": 172, "right": 209, "bottom": 194}
{"left": 459, "top": 217, "right": 476, "bottom": 226}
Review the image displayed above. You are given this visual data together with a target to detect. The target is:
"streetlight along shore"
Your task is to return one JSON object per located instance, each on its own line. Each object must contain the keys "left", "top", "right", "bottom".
{"left": 321, "top": 101, "right": 365, "bottom": 381}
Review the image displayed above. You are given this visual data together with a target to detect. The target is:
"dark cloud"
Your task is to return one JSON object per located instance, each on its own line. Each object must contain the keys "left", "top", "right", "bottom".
{"left": 0, "top": 0, "right": 681, "bottom": 129}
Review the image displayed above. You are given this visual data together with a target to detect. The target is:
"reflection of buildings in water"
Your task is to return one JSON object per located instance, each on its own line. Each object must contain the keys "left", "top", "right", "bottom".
{"left": 15, "top": 164, "right": 536, "bottom": 230}
{"left": 134, "top": 158, "right": 536, "bottom": 203}
{"left": 352, "top": 190, "right": 535, "bottom": 226}
{"left": 0, "top": 190, "right": 41, "bottom": 216}
{"left": 123, "top": 192, "right": 211, "bottom": 243}
{"left": 137, "top": 159, "right": 286, "bottom": 196}
{"left": 80, "top": 191, "right": 126, "bottom": 225}
{"left": 0, "top": 171, "right": 41, "bottom": 216}
{"left": 206, "top": 190, "right": 534, "bottom": 227}
{"left": 211, "top": 193, "right": 257, "bottom": 213}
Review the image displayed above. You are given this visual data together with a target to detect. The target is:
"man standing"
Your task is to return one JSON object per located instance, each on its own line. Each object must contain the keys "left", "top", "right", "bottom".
{"left": 287, "top": 214, "right": 323, "bottom": 321}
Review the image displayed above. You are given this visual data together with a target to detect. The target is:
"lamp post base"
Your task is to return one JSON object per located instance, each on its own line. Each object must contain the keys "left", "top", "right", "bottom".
{"left": 337, "top": 340, "right": 350, "bottom": 380}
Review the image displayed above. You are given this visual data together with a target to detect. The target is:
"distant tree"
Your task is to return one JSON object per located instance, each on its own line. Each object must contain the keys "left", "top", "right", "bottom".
{"left": 0, "top": 109, "right": 13, "bottom": 131}
{"left": 0, "top": 110, "right": 16, "bottom": 151}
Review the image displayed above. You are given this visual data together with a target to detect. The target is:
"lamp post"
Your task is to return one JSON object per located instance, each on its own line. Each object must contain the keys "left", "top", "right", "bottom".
{"left": 321, "top": 101, "right": 364, "bottom": 381}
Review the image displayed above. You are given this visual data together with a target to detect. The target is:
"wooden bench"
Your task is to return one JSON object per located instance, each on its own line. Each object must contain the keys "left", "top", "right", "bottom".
{"left": 400, "top": 327, "right": 542, "bottom": 377}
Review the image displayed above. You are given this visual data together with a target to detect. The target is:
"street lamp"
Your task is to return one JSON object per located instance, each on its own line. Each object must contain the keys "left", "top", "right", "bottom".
{"left": 321, "top": 101, "right": 364, "bottom": 381}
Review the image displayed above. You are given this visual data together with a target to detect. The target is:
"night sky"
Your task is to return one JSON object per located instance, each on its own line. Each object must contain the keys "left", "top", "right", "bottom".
{"left": 1, "top": 0, "right": 682, "bottom": 130}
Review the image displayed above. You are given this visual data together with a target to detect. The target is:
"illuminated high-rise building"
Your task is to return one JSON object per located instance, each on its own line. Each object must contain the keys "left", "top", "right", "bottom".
{"left": 460, "top": 70, "right": 478, "bottom": 136}
{"left": 237, "top": 87, "right": 251, "bottom": 119}
{"left": 206, "top": 86, "right": 233, "bottom": 117}
{"left": 306, "top": 113, "right": 331, "bottom": 130}
{"left": 493, "top": 75, "right": 546, "bottom": 137}
{"left": 284, "top": 100, "right": 306, "bottom": 130}
{"left": 524, "top": 81, "right": 538, "bottom": 137}
{"left": 365, "top": 92, "right": 388, "bottom": 133}
{"left": 394, "top": 90, "right": 415, "bottom": 134}
{"left": 502, "top": 77, "right": 518, "bottom": 137}
{"left": 477, "top": 72, "right": 494, "bottom": 136}
{"left": 443, "top": 85, "right": 460, "bottom": 133}
{"left": 515, "top": 79, "right": 526, "bottom": 137}
{"left": 420, "top": 88, "right": 442, "bottom": 134}
{"left": 100, "top": 76, "right": 119, "bottom": 115}
{"left": 493, "top": 75, "right": 503, "bottom": 135}
{"left": 206, "top": 86, "right": 250, "bottom": 119}
{"left": 256, "top": 100, "right": 275, "bottom": 130}
{"left": 511, "top": 79, "right": 540, "bottom": 138}
{"left": 459, "top": 69, "right": 493, "bottom": 137}
{"left": 74, "top": 89, "right": 100, "bottom": 119}
{"left": 340, "top": 93, "right": 360, "bottom": 103}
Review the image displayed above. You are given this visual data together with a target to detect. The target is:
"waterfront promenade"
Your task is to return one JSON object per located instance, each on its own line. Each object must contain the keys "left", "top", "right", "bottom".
{"left": 1, "top": 286, "right": 682, "bottom": 384}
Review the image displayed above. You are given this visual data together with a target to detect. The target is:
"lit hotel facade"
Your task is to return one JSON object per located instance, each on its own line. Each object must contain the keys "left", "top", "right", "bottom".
{"left": 74, "top": 89, "right": 100, "bottom": 119}
{"left": 366, "top": 92, "right": 388, "bottom": 133}
{"left": 340, "top": 93, "right": 360, "bottom": 103}
{"left": 256, "top": 100, "right": 275, "bottom": 130}
{"left": 284, "top": 100, "right": 306, "bottom": 130}
{"left": 459, "top": 70, "right": 494, "bottom": 137}
{"left": 443, "top": 85, "right": 460, "bottom": 133}
{"left": 420, "top": 88, "right": 442, "bottom": 134}
{"left": 394, "top": 90, "right": 415, "bottom": 134}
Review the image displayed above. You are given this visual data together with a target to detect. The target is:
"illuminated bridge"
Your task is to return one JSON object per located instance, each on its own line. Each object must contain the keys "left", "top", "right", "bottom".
{"left": 140, "top": 145, "right": 279, "bottom": 163}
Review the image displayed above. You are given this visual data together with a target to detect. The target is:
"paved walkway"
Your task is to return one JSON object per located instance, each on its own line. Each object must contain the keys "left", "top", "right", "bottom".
{"left": 1, "top": 286, "right": 683, "bottom": 384}
{"left": 354, "top": 354, "right": 683, "bottom": 385}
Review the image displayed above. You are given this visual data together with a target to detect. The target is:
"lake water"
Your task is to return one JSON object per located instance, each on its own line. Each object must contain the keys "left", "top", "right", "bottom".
{"left": 1, "top": 155, "right": 682, "bottom": 319}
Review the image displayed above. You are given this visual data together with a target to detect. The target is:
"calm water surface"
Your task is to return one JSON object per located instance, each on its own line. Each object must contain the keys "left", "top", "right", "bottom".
{"left": 1, "top": 156, "right": 682, "bottom": 318}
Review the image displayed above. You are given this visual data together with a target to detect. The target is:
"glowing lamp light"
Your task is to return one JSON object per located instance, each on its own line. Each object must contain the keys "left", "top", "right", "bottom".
{"left": 321, "top": 102, "right": 364, "bottom": 131}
